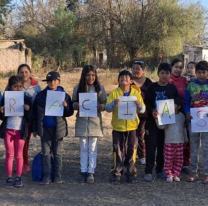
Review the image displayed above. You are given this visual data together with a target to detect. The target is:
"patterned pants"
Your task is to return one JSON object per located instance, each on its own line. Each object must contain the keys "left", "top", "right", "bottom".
{"left": 164, "top": 143, "right": 183, "bottom": 177}
{"left": 137, "top": 118, "right": 146, "bottom": 159}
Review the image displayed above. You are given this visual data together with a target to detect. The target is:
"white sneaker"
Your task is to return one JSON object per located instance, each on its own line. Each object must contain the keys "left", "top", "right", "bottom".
{"left": 166, "top": 176, "right": 173, "bottom": 183}
{"left": 140, "top": 158, "right": 146, "bottom": 165}
{"left": 173, "top": 176, "right": 180, "bottom": 182}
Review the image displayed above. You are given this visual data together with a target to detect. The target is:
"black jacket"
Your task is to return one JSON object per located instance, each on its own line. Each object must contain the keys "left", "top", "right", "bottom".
{"left": 32, "top": 86, "right": 74, "bottom": 139}
{"left": 0, "top": 95, "right": 33, "bottom": 140}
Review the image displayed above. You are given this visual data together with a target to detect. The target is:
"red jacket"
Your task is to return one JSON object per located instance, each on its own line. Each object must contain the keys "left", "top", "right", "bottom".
{"left": 169, "top": 75, "right": 187, "bottom": 102}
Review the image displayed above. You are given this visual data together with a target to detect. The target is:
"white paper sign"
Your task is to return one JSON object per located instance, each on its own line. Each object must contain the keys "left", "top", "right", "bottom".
{"left": 45, "top": 90, "right": 65, "bottom": 116}
{"left": 79, "top": 93, "right": 97, "bottom": 117}
{"left": 156, "top": 99, "right": 175, "bottom": 125}
{"left": 190, "top": 107, "right": 208, "bottom": 132}
{"left": 5, "top": 91, "right": 24, "bottom": 116}
{"left": 118, "top": 96, "right": 137, "bottom": 120}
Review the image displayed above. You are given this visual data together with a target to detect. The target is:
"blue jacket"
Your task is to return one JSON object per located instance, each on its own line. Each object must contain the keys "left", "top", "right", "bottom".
{"left": 32, "top": 86, "right": 74, "bottom": 139}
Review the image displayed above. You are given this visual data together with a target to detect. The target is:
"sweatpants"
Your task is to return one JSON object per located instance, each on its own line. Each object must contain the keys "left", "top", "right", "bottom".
{"left": 4, "top": 129, "right": 25, "bottom": 176}
{"left": 111, "top": 130, "right": 138, "bottom": 177}
{"left": 41, "top": 128, "right": 63, "bottom": 179}
{"left": 80, "top": 136, "right": 98, "bottom": 174}
{"left": 189, "top": 128, "right": 208, "bottom": 175}
{"left": 137, "top": 117, "right": 146, "bottom": 159}
{"left": 164, "top": 143, "right": 183, "bottom": 177}
{"left": 145, "top": 119, "right": 165, "bottom": 174}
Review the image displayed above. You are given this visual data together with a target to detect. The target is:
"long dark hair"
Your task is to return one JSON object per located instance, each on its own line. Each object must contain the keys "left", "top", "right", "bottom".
{"left": 17, "top": 64, "right": 31, "bottom": 74}
{"left": 76, "top": 65, "right": 101, "bottom": 101}
{"left": 8, "top": 75, "right": 23, "bottom": 90}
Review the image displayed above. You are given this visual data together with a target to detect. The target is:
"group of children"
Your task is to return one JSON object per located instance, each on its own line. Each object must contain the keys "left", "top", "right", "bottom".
{"left": 1, "top": 59, "right": 208, "bottom": 187}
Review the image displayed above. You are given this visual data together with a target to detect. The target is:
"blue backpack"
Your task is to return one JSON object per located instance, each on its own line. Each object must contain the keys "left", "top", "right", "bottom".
{"left": 32, "top": 152, "right": 43, "bottom": 182}
{"left": 32, "top": 152, "right": 54, "bottom": 182}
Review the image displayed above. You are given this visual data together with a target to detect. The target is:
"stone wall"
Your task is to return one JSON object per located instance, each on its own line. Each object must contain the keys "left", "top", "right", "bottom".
{"left": 0, "top": 40, "right": 31, "bottom": 73}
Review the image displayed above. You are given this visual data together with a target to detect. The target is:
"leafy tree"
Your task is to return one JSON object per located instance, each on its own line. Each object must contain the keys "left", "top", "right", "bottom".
{"left": 45, "top": 4, "right": 79, "bottom": 68}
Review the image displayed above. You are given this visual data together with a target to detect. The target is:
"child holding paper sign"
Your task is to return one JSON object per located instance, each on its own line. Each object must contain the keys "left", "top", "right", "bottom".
{"left": 106, "top": 70, "right": 145, "bottom": 184}
{"left": 32, "top": 71, "right": 74, "bottom": 185}
{"left": 156, "top": 98, "right": 187, "bottom": 183}
{"left": 0, "top": 76, "right": 33, "bottom": 187}
{"left": 72, "top": 65, "right": 107, "bottom": 184}
{"left": 184, "top": 61, "right": 208, "bottom": 184}
{"left": 144, "top": 63, "right": 179, "bottom": 182}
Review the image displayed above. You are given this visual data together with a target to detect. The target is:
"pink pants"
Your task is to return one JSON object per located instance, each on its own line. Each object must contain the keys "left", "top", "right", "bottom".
{"left": 4, "top": 129, "right": 25, "bottom": 176}
{"left": 164, "top": 143, "right": 183, "bottom": 177}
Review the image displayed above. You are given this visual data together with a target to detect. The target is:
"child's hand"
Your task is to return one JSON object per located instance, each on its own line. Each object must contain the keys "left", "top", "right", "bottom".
{"left": 24, "top": 104, "right": 30, "bottom": 111}
{"left": 63, "top": 100, "right": 67, "bottom": 107}
{"left": 97, "top": 104, "right": 102, "bottom": 112}
{"left": 186, "top": 113, "right": 193, "bottom": 120}
{"left": 152, "top": 109, "right": 159, "bottom": 119}
{"left": 0, "top": 106, "right": 4, "bottom": 113}
{"left": 74, "top": 102, "right": 79, "bottom": 110}
{"left": 135, "top": 100, "right": 141, "bottom": 107}
{"left": 114, "top": 99, "right": 120, "bottom": 106}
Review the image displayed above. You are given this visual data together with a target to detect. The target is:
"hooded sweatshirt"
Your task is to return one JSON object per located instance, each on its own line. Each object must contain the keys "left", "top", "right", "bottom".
{"left": 184, "top": 79, "right": 208, "bottom": 115}
{"left": 24, "top": 77, "right": 41, "bottom": 103}
{"left": 169, "top": 75, "right": 187, "bottom": 101}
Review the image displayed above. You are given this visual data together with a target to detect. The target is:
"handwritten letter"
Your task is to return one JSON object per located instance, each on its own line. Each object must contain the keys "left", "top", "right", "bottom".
{"left": 118, "top": 96, "right": 137, "bottom": 120}
{"left": 5, "top": 91, "right": 24, "bottom": 116}
{"left": 45, "top": 90, "right": 65, "bottom": 116}
{"left": 79, "top": 93, "right": 97, "bottom": 117}
{"left": 156, "top": 99, "right": 175, "bottom": 125}
{"left": 190, "top": 107, "right": 208, "bottom": 132}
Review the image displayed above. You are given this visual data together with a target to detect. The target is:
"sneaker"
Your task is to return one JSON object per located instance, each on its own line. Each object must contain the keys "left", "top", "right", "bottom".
{"left": 109, "top": 175, "right": 121, "bottom": 184}
{"left": 13, "top": 176, "right": 23, "bottom": 188}
{"left": 181, "top": 166, "right": 190, "bottom": 174}
{"left": 156, "top": 171, "right": 166, "bottom": 179}
{"left": 22, "top": 164, "right": 30, "bottom": 175}
{"left": 140, "top": 158, "right": 146, "bottom": 165}
{"left": 127, "top": 175, "right": 138, "bottom": 184}
{"left": 40, "top": 176, "right": 51, "bottom": 185}
{"left": 166, "top": 176, "right": 173, "bottom": 183}
{"left": 173, "top": 176, "right": 180, "bottom": 182}
{"left": 86, "top": 173, "right": 95, "bottom": 184}
{"left": 54, "top": 175, "right": 62, "bottom": 184}
{"left": 79, "top": 172, "right": 87, "bottom": 183}
{"left": 143, "top": 174, "right": 152, "bottom": 182}
{"left": 5, "top": 177, "right": 14, "bottom": 188}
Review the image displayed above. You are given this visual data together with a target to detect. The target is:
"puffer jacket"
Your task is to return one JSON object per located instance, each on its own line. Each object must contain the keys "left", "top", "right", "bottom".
{"left": 0, "top": 95, "right": 33, "bottom": 140}
{"left": 72, "top": 84, "right": 107, "bottom": 137}
{"left": 32, "top": 86, "right": 74, "bottom": 139}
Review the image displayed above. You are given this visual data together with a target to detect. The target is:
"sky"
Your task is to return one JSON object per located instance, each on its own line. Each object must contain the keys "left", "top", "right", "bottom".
{"left": 183, "top": 0, "right": 208, "bottom": 8}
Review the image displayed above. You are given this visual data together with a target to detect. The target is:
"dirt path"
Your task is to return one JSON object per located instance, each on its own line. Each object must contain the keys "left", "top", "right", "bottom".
{"left": 0, "top": 112, "right": 208, "bottom": 206}
{"left": 0, "top": 72, "right": 208, "bottom": 205}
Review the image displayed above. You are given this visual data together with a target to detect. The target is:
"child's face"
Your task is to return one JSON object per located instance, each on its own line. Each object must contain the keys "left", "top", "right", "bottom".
{"left": 85, "top": 71, "right": 95, "bottom": 86}
{"left": 186, "top": 63, "right": 196, "bottom": 77}
{"left": 132, "top": 64, "right": 144, "bottom": 79}
{"left": 118, "top": 75, "right": 133, "bottom": 86}
{"left": 196, "top": 70, "right": 208, "bottom": 83}
{"left": 172, "top": 62, "right": 183, "bottom": 77}
{"left": 11, "top": 82, "right": 23, "bottom": 91}
{"left": 158, "top": 70, "right": 170, "bottom": 84}
{"left": 18, "top": 67, "right": 31, "bottom": 82}
{"left": 47, "top": 79, "right": 60, "bottom": 90}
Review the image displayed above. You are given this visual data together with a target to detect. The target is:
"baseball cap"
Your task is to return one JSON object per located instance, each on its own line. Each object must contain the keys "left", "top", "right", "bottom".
{"left": 42, "top": 71, "right": 60, "bottom": 81}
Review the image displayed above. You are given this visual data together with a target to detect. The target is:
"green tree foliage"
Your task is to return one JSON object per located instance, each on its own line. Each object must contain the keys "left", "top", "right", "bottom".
{"left": 45, "top": 4, "right": 78, "bottom": 67}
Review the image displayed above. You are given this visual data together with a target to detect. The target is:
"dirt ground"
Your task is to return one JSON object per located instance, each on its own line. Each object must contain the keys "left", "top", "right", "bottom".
{"left": 0, "top": 70, "right": 208, "bottom": 206}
